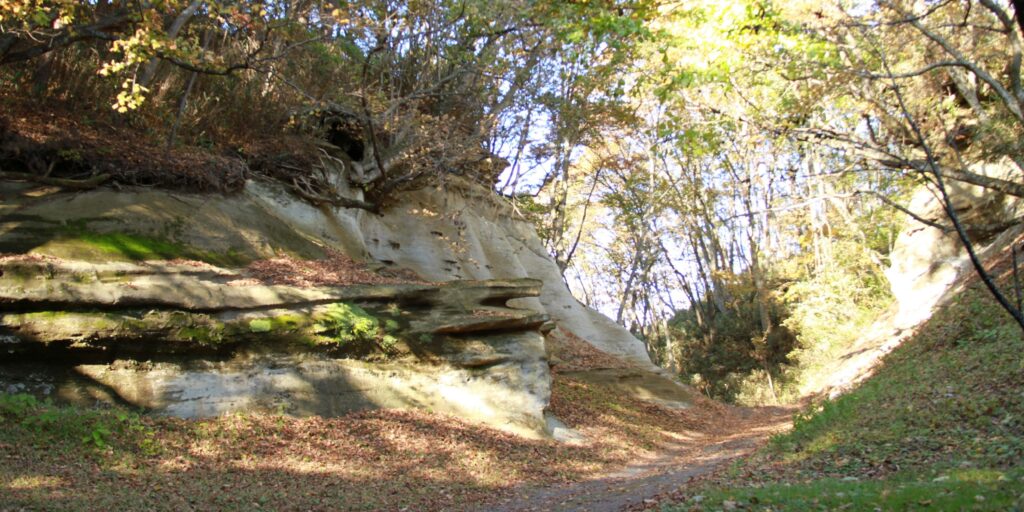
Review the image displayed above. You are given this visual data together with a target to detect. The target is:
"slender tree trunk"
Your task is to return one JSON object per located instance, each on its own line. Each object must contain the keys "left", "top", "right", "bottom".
{"left": 139, "top": 0, "right": 204, "bottom": 88}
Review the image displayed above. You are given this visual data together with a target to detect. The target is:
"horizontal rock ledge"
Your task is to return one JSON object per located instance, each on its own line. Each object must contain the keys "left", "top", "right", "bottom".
{"left": 0, "top": 258, "right": 543, "bottom": 313}
{"left": 0, "top": 257, "right": 554, "bottom": 437}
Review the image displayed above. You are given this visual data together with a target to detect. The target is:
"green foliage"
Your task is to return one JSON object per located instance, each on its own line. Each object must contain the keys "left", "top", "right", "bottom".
{"left": 380, "top": 334, "right": 399, "bottom": 353}
{"left": 313, "top": 303, "right": 379, "bottom": 344}
{"left": 773, "top": 242, "right": 893, "bottom": 399}
{"left": 670, "top": 272, "right": 798, "bottom": 402}
{"left": 311, "top": 302, "right": 402, "bottom": 356}
{"left": 666, "top": 232, "right": 895, "bottom": 405}
{"left": 0, "top": 393, "right": 39, "bottom": 417}
{"left": 0, "top": 393, "right": 158, "bottom": 454}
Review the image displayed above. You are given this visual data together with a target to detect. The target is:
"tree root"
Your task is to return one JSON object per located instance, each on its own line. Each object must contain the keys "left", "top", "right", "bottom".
{"left": 0, "top": 170, "right": 111, "bottom": 189}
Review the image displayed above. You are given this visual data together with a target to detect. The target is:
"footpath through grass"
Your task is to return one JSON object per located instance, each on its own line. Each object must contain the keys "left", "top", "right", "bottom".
{"left": 649, "top": 249, "right": 1024, "bottom": 511}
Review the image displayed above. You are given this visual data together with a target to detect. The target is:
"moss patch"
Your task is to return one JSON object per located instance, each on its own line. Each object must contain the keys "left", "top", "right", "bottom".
{"left": 2, "top": 305, "right": 417, "bottom": 357}
{"left": 248, "top": 319, "right": 273, "bottom": 333}
{"left": 32, "top": 230, "right": 250, "bottom": 266}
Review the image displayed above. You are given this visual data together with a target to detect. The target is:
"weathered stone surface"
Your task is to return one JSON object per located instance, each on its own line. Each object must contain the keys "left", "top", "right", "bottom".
{"left": 0, "top": 177, "right": 653, "bottom": 367}
{"left": 4, "top": 353, "right": 551, "bottom": 438}
{"left": 0, "top": 258, "right": 540, "bottom": 312}
{"left": 0, "top": 173, "right": 658, "bottom": 436}
{"left": 244, "top": 178, "right": 656, "bottom": 368}
{"left": 0, "top": 257, "right": 552, "bottom": 436}
{"left": 886, "top": 158, "right": 1024, "bottom": 328}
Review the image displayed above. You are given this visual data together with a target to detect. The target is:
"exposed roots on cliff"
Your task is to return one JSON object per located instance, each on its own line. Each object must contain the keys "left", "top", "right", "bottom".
{"left": 0, "top": 104, "right": 248, "bottom": 193}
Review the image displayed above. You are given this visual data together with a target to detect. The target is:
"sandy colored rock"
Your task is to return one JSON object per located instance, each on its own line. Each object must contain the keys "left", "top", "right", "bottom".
{"left": 0, "top": 256, "right": 552, "bottom": 436}
{"left": 886, "top": 158, "right": 1024, "bottom": 328}
{"left": 1, "top": 176, "right": 653, "bottom": 367}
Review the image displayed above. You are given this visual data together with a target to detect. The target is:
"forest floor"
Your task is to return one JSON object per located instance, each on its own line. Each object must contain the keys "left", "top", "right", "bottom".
{"left": 494, "top": 405, "right": 793, "bottom": 512}
{"left": 0, "top": 327, "right": 788, "bottom": 512}
{"left": 0, "top": 373, "right": 791, "bottom": 512}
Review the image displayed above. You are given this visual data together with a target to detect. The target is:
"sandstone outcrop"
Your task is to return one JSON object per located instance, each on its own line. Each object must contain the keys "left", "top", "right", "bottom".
{"left": 0, "top": 256, "right": 552, "bottom": 436}
{"left": 886, "top": 158, "right": 1024, "bottom": 328}
{"left": 813, "top": 158, "right": 1024, "bottom": 398}
{"left": 0, "top": 174, "right": 657, "bottom": 436}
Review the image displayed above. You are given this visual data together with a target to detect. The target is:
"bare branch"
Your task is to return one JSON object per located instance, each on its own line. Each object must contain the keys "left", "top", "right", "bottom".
{"left": 0, "top": 170, "right": 111, "bottom": 189}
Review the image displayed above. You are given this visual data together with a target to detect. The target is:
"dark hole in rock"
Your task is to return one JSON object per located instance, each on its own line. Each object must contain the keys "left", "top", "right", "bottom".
{"left": 325, "top": 121, "right": 365, "bottom": 162}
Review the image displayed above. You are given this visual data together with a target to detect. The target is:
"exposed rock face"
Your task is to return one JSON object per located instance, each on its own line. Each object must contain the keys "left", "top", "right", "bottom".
{"left": 0, "top": 175, "right": 655, "bottom": 435}
{"left": 0, "top": 257, "right": 552, "bottom": 436}
{"left": 886, "top": 158, "right": 1024, "bottom": 328}
{"left": 810, "top": 159, "right": 1024, "bottom": 399}
{"left": 245, "top": 178, "right": 655, "bottom": 368}
{"left": 0, "top": 176, "right": 653, "bottom": 367}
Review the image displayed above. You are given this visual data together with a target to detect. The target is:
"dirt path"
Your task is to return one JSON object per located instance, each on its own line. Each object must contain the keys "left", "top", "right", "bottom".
{"left": 490, "top": 406, "right": 794, "bottom": 512}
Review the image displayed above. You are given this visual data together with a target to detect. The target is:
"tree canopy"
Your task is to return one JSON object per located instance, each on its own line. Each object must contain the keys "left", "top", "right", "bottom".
{"left": 2, "top": 0, "right": 1022, "bottom": 401}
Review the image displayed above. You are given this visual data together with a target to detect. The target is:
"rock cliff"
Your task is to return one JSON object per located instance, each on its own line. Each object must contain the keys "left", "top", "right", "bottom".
{"left": 886, "top": 158, "right": 1024, "bottom": 328}
{"left": 0, "top": 176, "right": 655, "bottom": 436}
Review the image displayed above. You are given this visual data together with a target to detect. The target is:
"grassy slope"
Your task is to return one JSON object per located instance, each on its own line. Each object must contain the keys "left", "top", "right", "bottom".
{"left": 654, "top": 243, "right": 1024, "bottom": 511}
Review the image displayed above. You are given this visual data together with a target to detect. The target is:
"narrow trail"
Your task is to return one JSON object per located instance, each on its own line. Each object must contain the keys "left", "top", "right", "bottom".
{"left": 491, "top": 406, "right": 794, "bottom": 512}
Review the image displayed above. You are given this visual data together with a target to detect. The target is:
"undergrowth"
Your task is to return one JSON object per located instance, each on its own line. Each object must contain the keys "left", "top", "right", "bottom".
{"left": 0, "top": 394, "right": 158, "bottom": 455}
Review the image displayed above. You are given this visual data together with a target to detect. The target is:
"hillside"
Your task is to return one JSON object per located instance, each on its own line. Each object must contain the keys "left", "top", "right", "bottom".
{"left": 642, "top": 234, "right": 1024, "bottom": 511}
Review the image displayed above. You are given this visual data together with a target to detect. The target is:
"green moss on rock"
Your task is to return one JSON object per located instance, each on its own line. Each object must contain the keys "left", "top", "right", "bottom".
{"left": 248, "top": 319, "right": 273, "bottom": 333}
{"left": 32, "top": 230, "right": 251, "bottom": 266}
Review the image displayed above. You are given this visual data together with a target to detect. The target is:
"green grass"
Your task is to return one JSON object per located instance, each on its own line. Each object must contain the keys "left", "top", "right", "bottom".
{"left": 0, "top": 393, "right": 157, "bottom": 455}
{"left": 767, "top": 287, "right": 1024, "bottom": 475}
{"left": 662, "top": 469, "right": 1024, "bottom": 511}
{"left": 658, "top": 272, "right": 1024, "bottom": 511}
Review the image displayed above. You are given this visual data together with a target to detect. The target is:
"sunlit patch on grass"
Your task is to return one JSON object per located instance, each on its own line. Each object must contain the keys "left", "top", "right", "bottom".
{"left": 5, "top": 474, "right": 64, "bottom": 490}
{"left": 951, "top": 468, "right": 1009, "bottom": 484}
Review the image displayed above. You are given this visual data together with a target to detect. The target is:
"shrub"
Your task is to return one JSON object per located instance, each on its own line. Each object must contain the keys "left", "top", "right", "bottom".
{"left": 311, "top": 302, "right": 400, "bottom": 356}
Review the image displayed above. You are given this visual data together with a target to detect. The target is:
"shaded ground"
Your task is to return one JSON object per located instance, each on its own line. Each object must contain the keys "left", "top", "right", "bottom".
{"left": 0, "top": 375, "right": 791, "bottom": 512}
{"left": 493, "top": 405, "right": 793, "bottom": 512}
{"left": 0, "top": 327, "right": 793, "bottom": 512}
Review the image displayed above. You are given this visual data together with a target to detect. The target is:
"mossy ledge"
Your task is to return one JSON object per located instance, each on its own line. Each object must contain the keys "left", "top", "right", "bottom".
{"left": 0, "top": 257, "right": 553, "bottom": 436}
{"left": 1, "top": 258, "right": 547, "bottom": 361}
